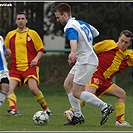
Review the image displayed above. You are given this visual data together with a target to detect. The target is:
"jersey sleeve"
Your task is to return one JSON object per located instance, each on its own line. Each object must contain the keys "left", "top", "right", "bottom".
{"left": 29, "top": 30, "right": 46, "bottom": 53}
{"left": 3, "top": 45, "right": 6, "bottom": 52}
{"left": 65, "top": 28, "right": 78, "bottom": 41}
{"left": 4, "top": 30, "right": 16, "bottom": 49}
{"left": 126, "top": 50, "right": 133, "bottom": 66}
{"left": 4, "top": 33, "right": 10, "bottom": 48}
{"left": 0, "top": 36, "right": 6, "bottom": 52}
{"left": 93, "top": 40, "right": 117, "bottom": 54}
{"left": 90, "top": 25, "right": 99, "bottom": 38}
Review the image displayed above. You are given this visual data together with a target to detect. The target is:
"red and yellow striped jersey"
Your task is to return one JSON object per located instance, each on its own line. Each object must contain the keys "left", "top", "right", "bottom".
{"left": 93, "top": 40, "right": 133, "bottom": 79}
{"left": 4, "top": 28, "right": 45, "bottom": 71}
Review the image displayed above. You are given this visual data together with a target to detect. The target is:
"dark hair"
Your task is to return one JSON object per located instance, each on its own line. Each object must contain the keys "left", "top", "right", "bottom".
{"left": 120, "top": 30, "right": 133, "bottom": 41}
{"left": 16, "top": 11, "right": 28, "bottom": 19}
{"left": 52, "top": 3, "right": 71, "bottom": 15}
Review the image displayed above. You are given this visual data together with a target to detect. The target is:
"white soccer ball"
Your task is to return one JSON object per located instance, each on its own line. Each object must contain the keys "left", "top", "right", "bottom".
{"left": 33, "top": 111, "right": 49, "bottom": 126}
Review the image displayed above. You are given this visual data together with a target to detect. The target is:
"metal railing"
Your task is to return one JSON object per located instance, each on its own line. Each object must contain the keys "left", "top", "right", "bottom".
{"left": 45, "top": 49, "right": 70, "bottom": 53}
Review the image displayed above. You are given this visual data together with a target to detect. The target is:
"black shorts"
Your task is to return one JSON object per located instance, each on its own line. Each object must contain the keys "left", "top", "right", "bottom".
{"left": 0, "top": 77, "right": 9, "bottom": 84}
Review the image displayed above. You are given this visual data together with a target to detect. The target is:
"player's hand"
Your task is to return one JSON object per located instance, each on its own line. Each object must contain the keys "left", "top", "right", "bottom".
{"left": 5, "top": 48, "right": 11, "bottom": 56}
{"left": 30, "top": 59, "right": 38, "bottom": 66}
{"left": 68, "top": 53, "right": 77, "bottom": 66}
{"left": 67, "top": 58, "right": 76, "bottom": 66}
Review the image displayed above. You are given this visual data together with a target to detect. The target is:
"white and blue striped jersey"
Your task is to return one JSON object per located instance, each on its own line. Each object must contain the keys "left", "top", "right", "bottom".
{"left": 0, "top": 35, "right": 8, "bottom": 72}
{"left": 64, "top": 17, "right": 99, "bottom": 66}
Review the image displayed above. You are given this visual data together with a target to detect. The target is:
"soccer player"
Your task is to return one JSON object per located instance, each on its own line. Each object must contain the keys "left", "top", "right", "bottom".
{"left": 64, "top": 30, "right": 133, "bottom": 127}
{"left": 4, "top": 12, "right": 52, "bottom": 116}
{"left": 0, "top": 35, "right": 10, "bottom": 106}
{"left": 52, "top": 3, "right": 114, "bottom": 126}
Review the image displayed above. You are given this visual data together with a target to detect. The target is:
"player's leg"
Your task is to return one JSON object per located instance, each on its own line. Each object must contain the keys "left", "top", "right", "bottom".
{"left": 64, "top": 72, "right": 86, "bottom": 121}
{"left": 63, "top": 73, "right": 74, "bottom": 121}
{"left": 27, "top": 77, "right": 52, "bottom": 116}
{"left": 65, "top": 64, "right": 114, "bottom": 125}
{"left": 63, "top": 72, "right": 84, "bottom": 125}
{"left": 64, "top": 99, "right": 85, "bottom": 121}
{"left": 64, "top": 82, "right": 114, "bottom": 125}
{"left": 75, "top": 84, "right": 114, "bottom": 125}
{"left": 105, "top": 84, "right": 131, "bottom": 127}
{"left": 67, "top": 99, "right": 85, "bottom": 112}
{"left": 0, "top": 78, "right": 9, "bottom": 106}
{"left": 6, "top": 79, "right": 20, "bottom": 116}
{"left": 25, "top": 66, "right": 52, "bottom": 116}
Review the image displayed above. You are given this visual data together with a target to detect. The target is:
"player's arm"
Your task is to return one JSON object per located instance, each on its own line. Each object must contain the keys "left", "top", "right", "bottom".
{"left": 65, "top": 28, "right": 78, "bottom": 66}
{"left": 93, "top": 40, "right": 117, "bottom": 54}
{"left": 30, "top": 51, "right": 44, "bottom": 66}
{"left": 126, "top": 50, "right": 133, "bottom": 66}
{"left": 3, "top": 45, "right": 11, "bottom": 56}
{"left": 68, "top": 40, "right": 77, "bottom": 66}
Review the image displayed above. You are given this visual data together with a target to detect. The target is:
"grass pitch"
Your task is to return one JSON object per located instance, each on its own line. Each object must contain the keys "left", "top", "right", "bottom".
{"left": 0, "top": 55, "right": 133, "bottom": 132}
{"left": 0, "top": 81, "right": 133, "bottom": 132}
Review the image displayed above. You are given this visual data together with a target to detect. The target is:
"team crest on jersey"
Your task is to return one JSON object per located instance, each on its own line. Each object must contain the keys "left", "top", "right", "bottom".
{"left": 124, "top": 55, "right": 130, "bottom": 60}
{"left": 27, "top": 36, "right": 31, "bottom": 41}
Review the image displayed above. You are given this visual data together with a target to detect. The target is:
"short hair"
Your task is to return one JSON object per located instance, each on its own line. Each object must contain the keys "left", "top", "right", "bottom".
{"left": 119, "top": 30, "right": 133, "bottom": 41}
{"left": 16, "top": 11, "right": 28, "bottom": 19}
{"left": 52, "top": 3, "right": 71, "bottom": 15}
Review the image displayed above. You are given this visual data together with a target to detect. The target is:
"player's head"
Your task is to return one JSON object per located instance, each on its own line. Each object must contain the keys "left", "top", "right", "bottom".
{"left": 15, "top": 12, "right": 28, "bottom": 30}
{"left": 52, "top": 3, "right": 72, "bottom": 25}
{"left": 118, "top": 30, "right": 133, "bottom": 51}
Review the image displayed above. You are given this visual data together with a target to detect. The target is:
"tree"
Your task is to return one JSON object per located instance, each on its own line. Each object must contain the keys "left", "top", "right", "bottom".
{"left": 46, "top": 2, "right": 133, "bottom": 44}
{"left": 1, "top": 2, "right": 133, "bottom": 44}
{"left": 0, "top": 2, "right": 11, "bottom": 37}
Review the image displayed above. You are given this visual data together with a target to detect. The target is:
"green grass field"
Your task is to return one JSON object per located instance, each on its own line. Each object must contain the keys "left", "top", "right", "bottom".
{"left": 0, "top": 80, "right": 133, "bottom": 132}
{"left": 0, "top": 55, "right": 133, "bottom": 132}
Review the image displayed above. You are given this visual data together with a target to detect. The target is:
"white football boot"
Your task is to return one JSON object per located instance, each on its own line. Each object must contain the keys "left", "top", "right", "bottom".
{"left": 115, "top": 121, "right": 132, "bottom": 127}
{"left": 64, "top": 110, "right": 74, "bottom": 121}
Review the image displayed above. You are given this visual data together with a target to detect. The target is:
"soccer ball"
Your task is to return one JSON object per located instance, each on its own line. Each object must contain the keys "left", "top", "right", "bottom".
{"left": 33, "top": 111, "right": 49, "bottom": 126}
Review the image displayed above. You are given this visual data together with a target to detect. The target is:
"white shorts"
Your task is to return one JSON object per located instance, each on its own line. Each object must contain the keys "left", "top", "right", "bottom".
{"left": 69, "top": 63, "right": 97, "bottom": 86}
{"left": 0, "top": 70, "right": 10, "bottom": 82}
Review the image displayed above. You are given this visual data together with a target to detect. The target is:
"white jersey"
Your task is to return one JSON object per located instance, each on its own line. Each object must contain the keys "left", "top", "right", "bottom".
{"left": 0, "top": 35, "right": 9, "bottom": 72}
{"left": 64, "top": 17, "right": 99, "bottom": 66}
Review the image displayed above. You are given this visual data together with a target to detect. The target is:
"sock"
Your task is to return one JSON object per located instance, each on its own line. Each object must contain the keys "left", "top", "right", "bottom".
{"left": 0, "top": 91, "right": 7, "bottom": 106}
{"left": 35, "top": 91, "right": 49, "bottom": 111}
{"left": 116, "top": 103, "right": 125, "bottom": 123}
{"left": 69, "top": 100, "right": 85, "bottom": 112}
{"left": 80, "top": 91, "right": 107, "bottom": 111}
{"left": 7, "top": 93, "right": 18, "bottom": 112}
{"left": 68, "top": 92, "right": 82, "bottom": 117}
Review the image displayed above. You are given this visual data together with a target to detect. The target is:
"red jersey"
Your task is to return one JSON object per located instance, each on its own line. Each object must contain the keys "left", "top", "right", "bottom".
{"left": 4, "top": 27, "right": 45, "bottom": 71}
{"left": 93, "top": 40, "right": 133, "bottom": 80}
